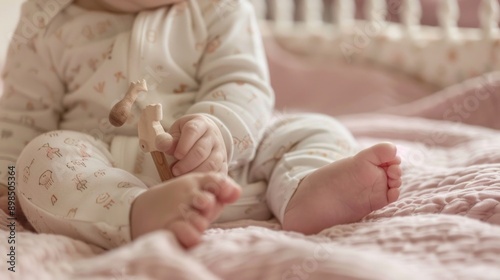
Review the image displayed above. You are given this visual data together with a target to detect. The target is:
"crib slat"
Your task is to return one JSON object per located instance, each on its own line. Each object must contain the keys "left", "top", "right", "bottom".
{"left": 333, "top": 0, "right": 355, "bottom": 28}
{"left": 401, "top": 0, "right": 422, "bottom": 38}
{"left": 438, "top": 0, "right": 460, "bottom": 40}
{"left": 364, "top": 0, "right": 387, "bottom": 23}
{"left": 401, "top": 0, "right": 422, "bottom": 27}
{"left": 269, "top": 0, "right": 294, "bottom": 27}
{"left": 480, "top": 0, "right": 500, "bottom": 38}
{"left": 299, "top": 0, "right": 324, "bottom": 26}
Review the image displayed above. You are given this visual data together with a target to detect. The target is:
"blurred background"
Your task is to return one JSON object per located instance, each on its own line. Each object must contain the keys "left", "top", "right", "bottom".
{"left": 268, "top": 0, "right": 500, "bottom": 27}
{"left": 1, "top": 0, "right": 498, "bottom": 59}
{"left": 0, "top": 0, "right": 22, "bottom": 62}
{"left": 0, "top": 0, "right": 498, "bottom": 116}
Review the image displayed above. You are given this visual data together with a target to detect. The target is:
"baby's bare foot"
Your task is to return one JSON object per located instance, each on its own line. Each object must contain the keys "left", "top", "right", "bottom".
{"left": 130, "top": 173, "right": 241, "bottom": 248}
{"left": 283, "top": 143, "right": 402, "bottom": 234}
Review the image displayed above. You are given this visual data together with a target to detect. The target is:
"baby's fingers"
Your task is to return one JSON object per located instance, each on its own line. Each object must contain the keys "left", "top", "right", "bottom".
{"left": 155, "top": 133, "right": 174, "bottom": 153}
{"left": 172, "top": 136, "right": 213, "bottom": 176}
{"left": 172, "top": 118, "right": 208, "bottom": 159}
{"left": 190, "top": 147, "right": 227, "bottom": 174}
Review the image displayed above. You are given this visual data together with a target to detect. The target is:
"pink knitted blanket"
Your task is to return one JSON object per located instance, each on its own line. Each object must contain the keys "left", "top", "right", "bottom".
{"left": 1, "top": 73, "right": 500, "bottom": 280}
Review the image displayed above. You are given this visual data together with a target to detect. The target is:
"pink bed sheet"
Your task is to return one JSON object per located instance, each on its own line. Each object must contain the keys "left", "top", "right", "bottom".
{"left": 2, "top": 71, "right": 500, "bottom": 279}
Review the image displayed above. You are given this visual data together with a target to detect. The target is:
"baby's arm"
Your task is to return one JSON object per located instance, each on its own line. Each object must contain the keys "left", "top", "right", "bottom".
{"left": 185, "top": 0, "right": 274, "bottom": 169}
{"left": 0, "top": 2, "right": 64, "bottom": 188}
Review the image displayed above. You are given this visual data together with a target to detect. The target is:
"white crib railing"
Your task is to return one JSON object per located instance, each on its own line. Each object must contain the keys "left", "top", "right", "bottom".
{"left": 438, "top": 0, "right": 459, "bottom": 40}
{"left": 252, "top": 0, "right": 500, "bottom": 88}
{"left": 364, "top": 0, "right": 386, "bottom": 23}
{"left": 480, "top": 0, "right": 500, "bottom": 38}
{"left": 253, "top": 0, "right": 500, "bottom": 36}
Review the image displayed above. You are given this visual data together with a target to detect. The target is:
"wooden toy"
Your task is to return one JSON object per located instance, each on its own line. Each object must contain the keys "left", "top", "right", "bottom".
{"left": 109, "top": 80, "right": 173, "bottom": 181}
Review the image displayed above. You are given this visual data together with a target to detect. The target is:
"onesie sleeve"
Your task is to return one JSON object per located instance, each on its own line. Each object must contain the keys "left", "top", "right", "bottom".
{"left": 188, "top": 0, "right": 275, "bottom": 169}
{"left": 0, "top": 3, "right": 65, "bottom": 186}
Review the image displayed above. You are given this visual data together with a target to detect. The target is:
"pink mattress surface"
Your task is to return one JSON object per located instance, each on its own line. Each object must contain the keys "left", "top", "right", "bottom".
{"left": 2, "top": 70, "right": 500, "bottom": 279}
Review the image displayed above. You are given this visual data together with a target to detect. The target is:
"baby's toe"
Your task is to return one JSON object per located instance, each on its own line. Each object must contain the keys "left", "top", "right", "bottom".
{"left": 388, "top": 178, "right": 402, "bottom": 189}
{"left": 387, "top": 188, "right": 400, "bottom": 203}
{"left": 220, "top": 182, "right": 241, "bottom": 203}
{"left": 201, "top": 174, "right": 241, "bottom": 204}
{"left": 387, "top": 164, "right": 402, "bottom": 180}
{"left": 187, "top": 211, "right": 210, "bottom": 232}
{"left": 169, "top": 220, "right": 203, "bottom": 248}
{"left": 392, "top": 155, "right": 402, "bottom": 165}
{"left": 192, "top": 191, "right": 216, "bottom": 213}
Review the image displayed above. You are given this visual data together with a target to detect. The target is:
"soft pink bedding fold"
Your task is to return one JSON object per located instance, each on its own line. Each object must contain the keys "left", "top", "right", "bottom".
{"left": 2, "top": 72, "right": 500, "bottom": 280}
{"left": 379, "top": 72, "right": 500, "bottom": 130}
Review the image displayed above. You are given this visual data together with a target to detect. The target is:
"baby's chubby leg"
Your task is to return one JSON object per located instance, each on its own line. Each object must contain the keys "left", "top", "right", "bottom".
{"left": 16, "top": 130, "right": 240, "bottom": 249}
{"left": 16, "top": 130, "right": 148, "bottom": 249}
{"left": 250, "top": 114, "right": 401, "bottom": 234}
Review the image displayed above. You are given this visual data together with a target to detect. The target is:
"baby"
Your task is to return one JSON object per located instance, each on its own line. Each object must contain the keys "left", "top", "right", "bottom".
{"left": 0, "top": 0, "right": 402, "bottom": 249}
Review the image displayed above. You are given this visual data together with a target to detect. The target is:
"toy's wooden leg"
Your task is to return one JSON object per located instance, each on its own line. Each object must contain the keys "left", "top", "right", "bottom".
{"left": 150, "top": 151, "right": 173, "bottom": 181}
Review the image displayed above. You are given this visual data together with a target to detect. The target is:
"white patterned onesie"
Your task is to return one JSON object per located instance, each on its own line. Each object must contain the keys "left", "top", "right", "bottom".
{"left": 0, "top": 0, "right": 358, "bottom": 249}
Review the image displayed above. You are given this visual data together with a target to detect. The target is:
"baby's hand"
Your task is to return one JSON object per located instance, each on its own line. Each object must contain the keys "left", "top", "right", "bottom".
{"left": 160, "top": 114, "right": 228, "bottom": 177}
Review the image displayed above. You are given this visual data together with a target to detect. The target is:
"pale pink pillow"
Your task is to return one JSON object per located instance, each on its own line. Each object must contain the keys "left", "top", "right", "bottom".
{"left": 265, "top": 39, "right": 437, "bottom": 116}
